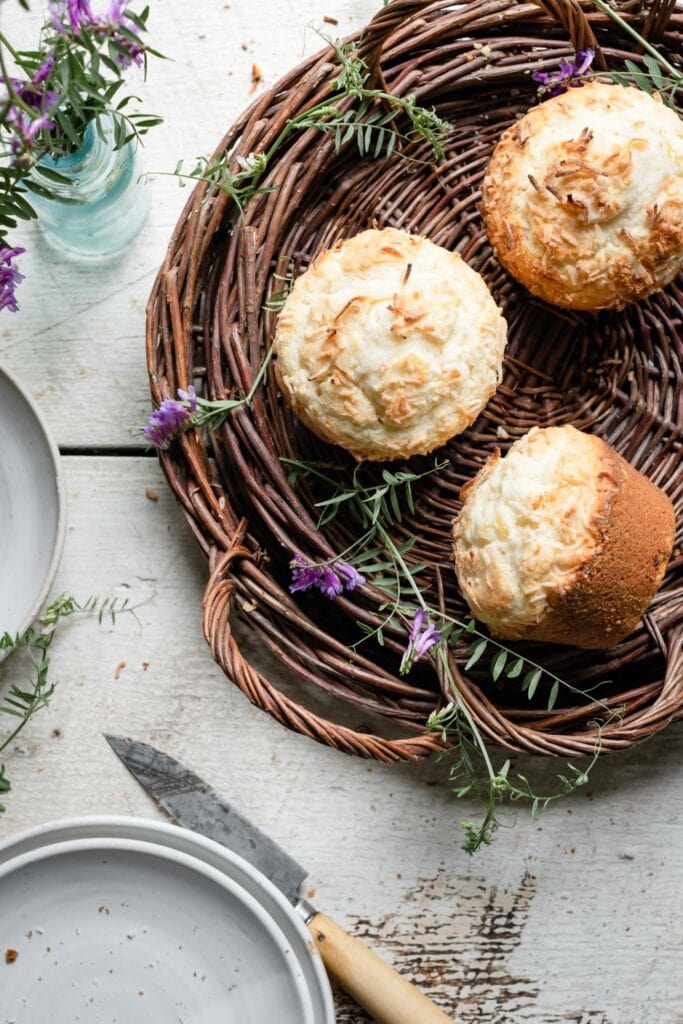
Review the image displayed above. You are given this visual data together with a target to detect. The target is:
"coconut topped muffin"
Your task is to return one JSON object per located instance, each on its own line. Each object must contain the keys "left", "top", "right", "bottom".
{"left": 453, "top": 425, "right": 675, "bottom": 649}
{"left": 274, "top": 228, "right": 507, "bottom": 461}
{"left": 482, "top": 82, "right": 683, "bottom": 310}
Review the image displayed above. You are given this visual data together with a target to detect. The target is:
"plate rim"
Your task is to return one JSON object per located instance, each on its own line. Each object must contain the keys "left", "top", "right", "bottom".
{"left": 0, "top": 364, "right": 65, "bottom": 638}
{"left": 0, "top": 815, "right": 335, "bottom": 1023}
{"left": 0, "top": 833, "right": 317, "bottom": 1024}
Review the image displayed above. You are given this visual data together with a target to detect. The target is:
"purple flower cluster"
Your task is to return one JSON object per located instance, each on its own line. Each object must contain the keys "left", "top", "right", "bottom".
{"left": 106, "top": 1, "right": 145, "bottom": 67}
{"left": 4, "top": 3, "right": 146, "bottom": 169}
{"left": 399, "top": 609, "right": 441, "bottom": 675}
{"left": 289, "top": 555, "right": 366, "bottom": 600}
{"left": 49, "top": 0, "right": 145, "bottom": 68}
{"left": 50, "top": 0, "right": 97, "bottom": 34}
{"left": 0, "top": 248, "right": 26, "bottom": 313}
{"left": 531, "top": 49, "right": 595, "bottom": 97}
{"left": 4, "top": 57, "right": 60, "bottom": 164}
{"left": 141, "top": 386, "right": 197, "bottom": 449}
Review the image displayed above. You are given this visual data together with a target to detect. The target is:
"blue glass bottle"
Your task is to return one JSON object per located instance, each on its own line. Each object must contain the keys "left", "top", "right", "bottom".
{"left": 29, "top": 114, "right": 150, "bottom": 259}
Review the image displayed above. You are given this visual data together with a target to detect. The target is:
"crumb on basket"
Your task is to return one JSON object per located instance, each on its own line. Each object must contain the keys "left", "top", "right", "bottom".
{"left": 241, "top": 599, "right": 257, "bottom": 613}
{"left": 145, "top": 487, "right": 160, "bottom": 502}
{"left": 5, "top": 949, "right": 18, "bottom": 964}
{"left": 114, "top": 661, "right": 127, "bottom": 680}
{"left": 250, "top": 63, "right": 262, "bottom": 92}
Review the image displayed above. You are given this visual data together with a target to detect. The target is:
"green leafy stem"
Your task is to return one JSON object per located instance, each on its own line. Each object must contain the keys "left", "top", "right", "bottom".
{"left": 285, "top": 456, "right": 617, "bottom": 853}
{"left": 0, "top": 593, "right": 139, "bottom": 814}
{"left": 164, "top": 35, "right": 450, "bottom": 214}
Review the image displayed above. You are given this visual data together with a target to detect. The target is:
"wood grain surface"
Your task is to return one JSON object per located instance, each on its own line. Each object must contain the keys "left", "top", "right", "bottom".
{"left": 0, "top": 3, "right": 681, "bottom": 1023}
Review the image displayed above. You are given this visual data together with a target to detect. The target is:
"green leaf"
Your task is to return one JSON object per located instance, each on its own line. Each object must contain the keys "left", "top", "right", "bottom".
{"left": 642, "top": 54, "right": 667, "bottom": 89}
{"left": 624, "top": 59, "right": 653, "bottom": 93}
{"left": 465, "top": 639, "right": 487, "bottom": 671}
{"left": 30, "top": 164, "right": 69, "bottom": 185}
{"left": 396, "top": 537, "right": 417, "bottom": 555}
{"left": 404, "top": 482, "right": 414, "bottom": 515}
{"left": 388, "top": 485, "right": 402, "bottom": 523}
{"left": 314, "top": 491, "right": 355, "bottom": 509}
{"left": 547, "top": 680, "right": 560, "bottom": 711}
{"left": 506, "top": 657, "right": 524, "bottom": 679}
{"left": 491, "top": 649, "right": 507, "bottom": 681}
{"left": 523, "top": 668, "right": 542, "bottom": 699}
{"left": 350, "top": 546, "right": 386, "bottom": 564}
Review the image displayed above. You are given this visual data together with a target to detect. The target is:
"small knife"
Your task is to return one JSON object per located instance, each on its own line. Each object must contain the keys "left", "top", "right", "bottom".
{"left": 104, "top": 734, "right": 452, "bottom": 1024}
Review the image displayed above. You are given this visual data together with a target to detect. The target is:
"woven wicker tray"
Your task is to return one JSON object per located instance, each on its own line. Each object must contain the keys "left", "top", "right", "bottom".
{"left": 147, "top": 0, "right": 683, "bottom": 764}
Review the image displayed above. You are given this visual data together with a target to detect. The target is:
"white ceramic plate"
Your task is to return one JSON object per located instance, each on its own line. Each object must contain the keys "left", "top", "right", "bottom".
{"left": 0, "top": 836, "right": 316, "bottom": 1024}
{"left": 0, "top": 816, "right": 335, "bottom": 1023}
{"left": 0, "top": 367, "right": 64, "bottom": 644}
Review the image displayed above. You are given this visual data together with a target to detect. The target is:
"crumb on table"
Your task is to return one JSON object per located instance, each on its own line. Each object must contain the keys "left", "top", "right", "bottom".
{"left": 5, "top": 948, "right": 18, "bottom": 964}
{"left": 250, "top": 63, "right": 262, "bottom": 92}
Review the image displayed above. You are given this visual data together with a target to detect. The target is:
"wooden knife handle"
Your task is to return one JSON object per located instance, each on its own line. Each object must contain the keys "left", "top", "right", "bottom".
{"left": 308, "top": 911, "right": 453, "bottom": 1024}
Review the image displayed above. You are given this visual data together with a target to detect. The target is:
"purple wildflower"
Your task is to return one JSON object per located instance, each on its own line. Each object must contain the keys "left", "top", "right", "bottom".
{"left": 140, "top": 389, "right": 197, "bottom": 449}
{"left": 319, "top": 565, "right": 344, "bottom": 599}
{"left": 5, "top": 60, "right": 57, "bottom": 107}
{"left": 177, "top": 385, "right": 197, "bottom": 412}
{"left": 289, "top": 555, "right": 366, "bottom": 599}
{"left": 48, "top": 0, "right": 146, "bottom": 66}
{"left": 34, "top": 55, "right": 56, "bottom": 85}
{"left": 531, "top": 48, "right": 595, "bottom": 98}
{"left": 289, "top": 554, "right": 322, "bottom": 594}
{"left": 10, "top": 111, "right": 55, "bottom": 140}
{"left": 399, "top": 609, "right": 441, "bottom": 675}
{"left": 3, "top": 53, "right": 60, "bottom": 164}
{"left": 6, "top": 109, "right": 56, "bottom": 166}
{"left": 7, "top": 77, "right": 59, "bottom": 112}
{"left": 114, "top": 39, "right": 145, "bottom": 69}
{"left": 337, "top": 562, "right": 365, "bottom": 592}
{"left": 49, "top": 0, "right": 97, "bottom": 35}
{"left": 0, "top": 247, "right": 26, "bottom": 313}
{"left": 103, "top": 1, "right": 146, "bottom": 68}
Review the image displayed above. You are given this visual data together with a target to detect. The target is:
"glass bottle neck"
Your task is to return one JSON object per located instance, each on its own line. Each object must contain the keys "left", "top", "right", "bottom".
{"left": 32, "top": 114, "right": 128, "bottom": 200}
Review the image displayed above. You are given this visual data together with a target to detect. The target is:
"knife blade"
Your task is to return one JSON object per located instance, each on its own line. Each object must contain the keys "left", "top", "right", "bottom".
{"left": 104, "top": 733, "right": 453, "bottom": 1024}
{"left": 104, "top": 733, "right": 307, "bottom": 907}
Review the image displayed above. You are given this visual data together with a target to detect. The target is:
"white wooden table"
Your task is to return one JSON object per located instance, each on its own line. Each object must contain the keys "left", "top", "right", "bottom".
{"left": 1, "top": 3, "right": 681, "bottom": 1022}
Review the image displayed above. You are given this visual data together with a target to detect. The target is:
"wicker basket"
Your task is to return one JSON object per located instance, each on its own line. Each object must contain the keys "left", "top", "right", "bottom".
{"left": 147, "top": 0, "right": 683, "bottom": 765}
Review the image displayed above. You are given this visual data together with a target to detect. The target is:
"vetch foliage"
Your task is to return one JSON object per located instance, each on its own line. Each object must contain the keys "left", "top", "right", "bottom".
{"left": 166, "top": 36, "right": 450, "bottom": 216}
{"left": 283, "top": 455, "right": 619, "bottom": 853}
{"left": 0, "top": 592, "right": 140, "bottom": 814}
